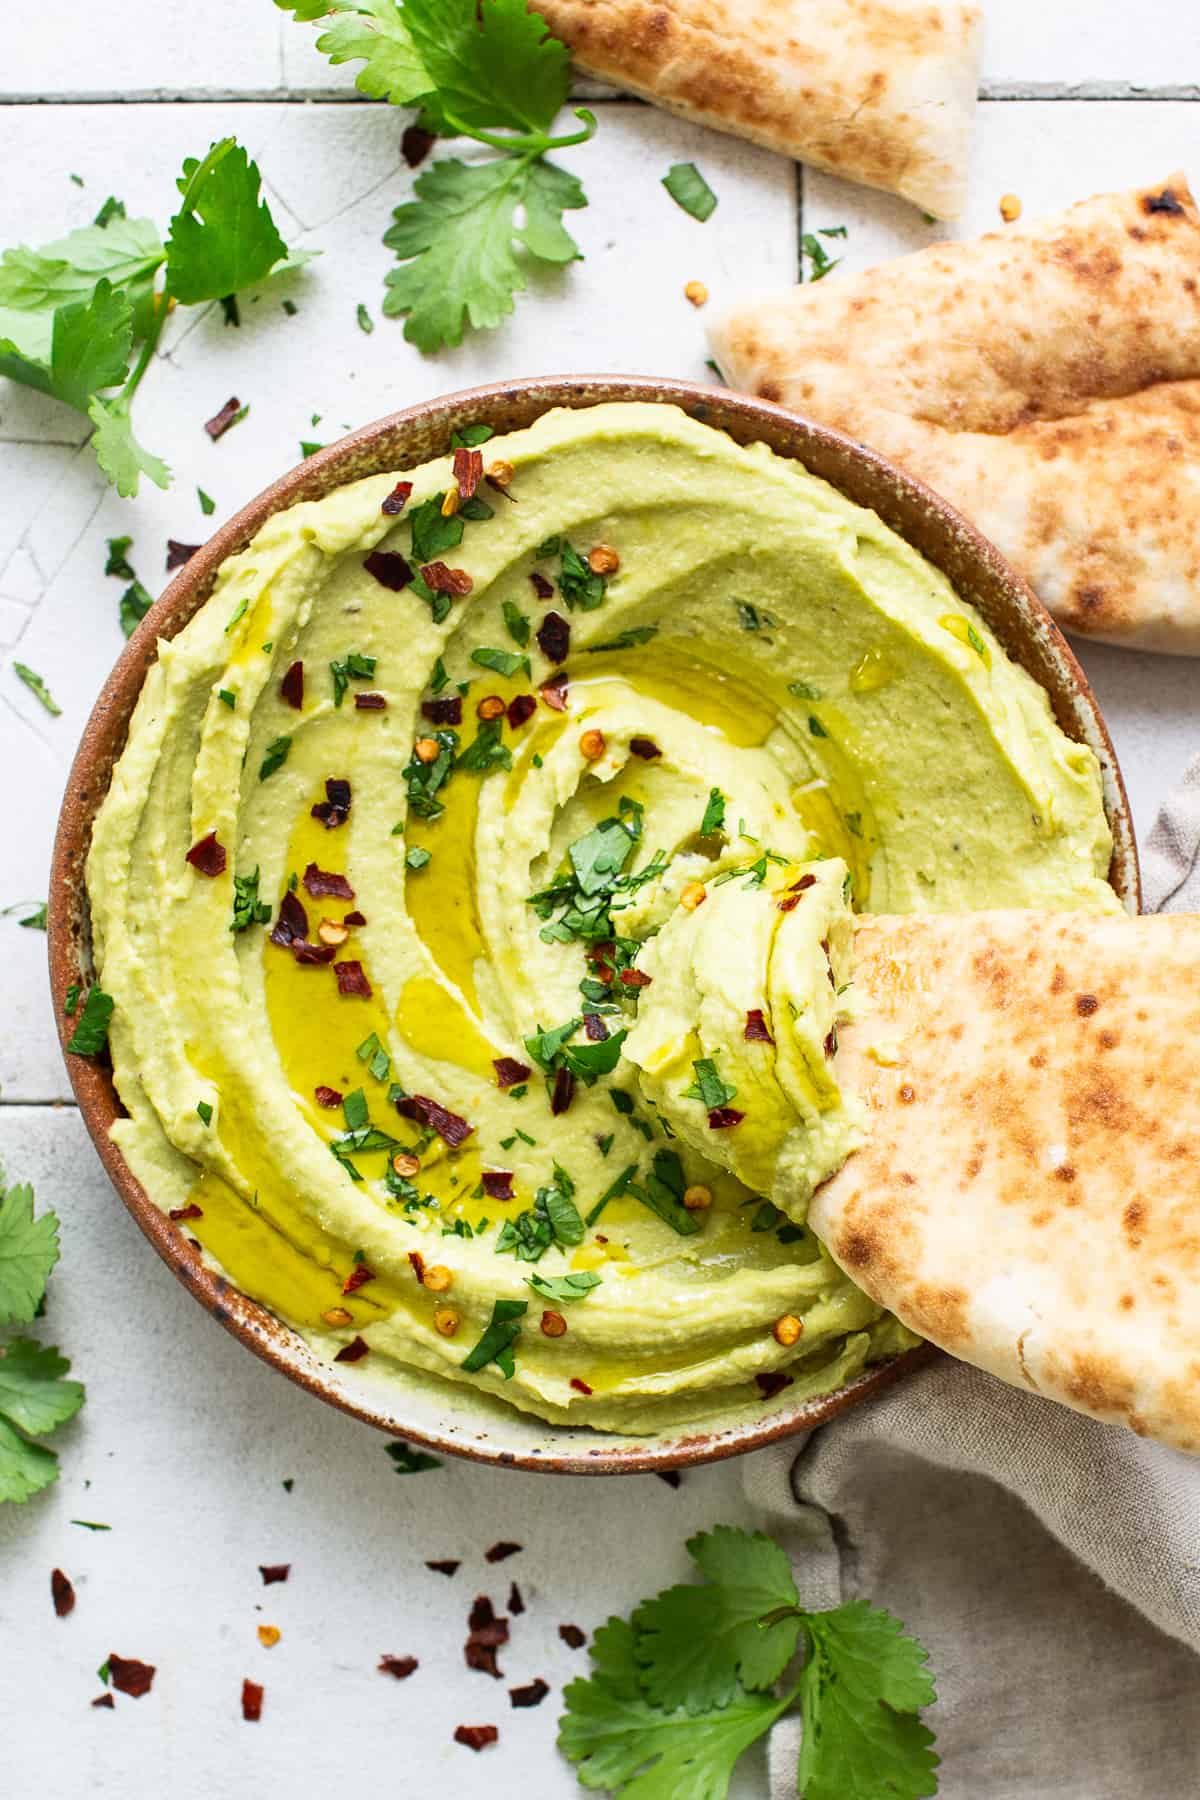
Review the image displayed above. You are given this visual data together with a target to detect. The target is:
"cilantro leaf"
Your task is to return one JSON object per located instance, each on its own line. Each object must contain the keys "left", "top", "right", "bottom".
{"left": 699, "top": 788, "right": 726, "bottom": 837}
{"left": 527, "top": 1269, "right": 601, "bottom": 1303}
{"left": 0, "top": 278, "right": 131, "bottom": 414}
{"left": 165, "top": 139, "right": 290, "bottom": 305}
{"left": 518, "top": 158, "right": 586, "bottom": 263}
{"left": 0, "top": 1181, "right": 60, "bottom": 1327}
{"left": 0, "top": 216, "right": 163, "bottom": 323}
{"left": 0, "top": 1339, "right": 85, "bottom": 1504}
{"left": 385, "top": 1439, "right": 442, "bottom": 1474}
{"left": 662, "top": 162, "right": 718, "bottom": 222}
{"left": 462, "top": 1296, "right": 527, "bottom": 1376}
{"left": 88, "top": 395, "right": 171, "bottom": 499}
{"left": 634, "top": 1526, "right": 801, "bottom": 1712}
{"left": 276, "top": 0, "right": 431, "bottom": 105}
{"left": 685, "top": 1058, "right": 736, "bottom": 1110}
{"left": 471, "top": 645, "right": 529, "bottom": 680}
{"left": 796, "top": 1601, "right": 939, "bottom": 1800}
{"left": 559, "top": 1615, "right": 791, "bottom": 1799}
{"left": 627, "top": 1149, "right": 703, "bottom": 1238}
{"left": 118, "top": 579, "right": 155, "bottom": 638}
{"left": 403, "top": 0, "right": 570, "bottom": 136}
{"left": 66, "top": 985, "right": 114, "bottom": 1056}
{"left": 383, "top": 155, "right": 527, "bottom": 352}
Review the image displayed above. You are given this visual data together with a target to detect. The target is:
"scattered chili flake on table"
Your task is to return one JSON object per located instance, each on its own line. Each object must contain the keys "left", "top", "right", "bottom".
{"left": 51, "top": 1569, "right": 75, "bottom": 1617}
{"left": 257, "top": 1625, "right": 281, "bottom": 1649}
{"left": 379, "top": 1654, "right": 418, "bottom": 1679}
{"left": 204, "top": 396, "right": 244, "bottom": 440}
{"left": 334, "top": 1335, "right": 370, "bottom": 1363}
{"left": 485, "top": 1541, "right": 522, "bottom": 1564}
{"left": 510, "top": 1677, "right": 550, "bottom": 1709}
{"left": 242, "top": 1679, "right": 264, "bottom": 1722}
{"left": 426, "top": 1559, "right": 460, "bottom": 1576}
{"left": 259, "top": 1564, "right": 290, "bottom": 1585}
{"left": 558, "top": 1624, "right": 586, "bottom": 1649}
{"left": 166, "top": 539, "right": 201, "bottom": 570}
{"left": 507, "top": 1581, "right": 524, "bottom": 1615}
{"left": 186, "top": 831, "right": 227, "bottom": 876}
{"left": 401, "top": 125, "right": 434, "bottom": 168}
{"left": 465, "top": 1594, "right": 510, "bottom": 1678}
{"left": 91, "top": 1693, "right": 115, "bottom": 1710}
{"left": 454, "top": 1725, "right": 498, "bottom": 1752}
{"left": 108, "top": 1655, "right": 155, "bottom": 1698}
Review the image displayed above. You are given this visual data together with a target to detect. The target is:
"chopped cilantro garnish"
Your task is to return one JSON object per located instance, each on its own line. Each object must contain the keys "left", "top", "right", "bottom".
{"left": 626, "top": 1149, "right": 702, "bottom": 1237}
{"left": 356, "top": 1032, "right": 391, "bottom": 1082}
{"left": 461, "top": 1297, "right": 527, "bottom": 1379}
{"left": 259, "top": 735, "right": 291, "bottom": 781}
{"left": 65, "top": 985, "right": 113, "bottom": 1056}
{"left": 801, "top": 230, "right": 842, "bottom": 282}
{"left": 331, "top": 651, "right": 378, "bottom": 707}
{"left": 496, "top": 1164, "right": 584, "bottom": 1264}
{"left": 105, "top": 535, "right": 136, "bottom": 579}
{"left": 585, "top": 625, "right": 658, "bottom": 653}
{"left": 685, "top": 1057, "right": 736, "bottom": 1110}
{"left": 430, "top": 656, "right": 450, "bottom": 695}
{"left": 408, "top": 493, "right": 464, "bottom": 563}
{"left": 217, "top": 688, "right": 236, "bottom": 709}
{"left": 584, "top": 1162, "right": 636, "bottom": 1227}
{"left": 404, "top": 727, "right": 457, "bottom": 821}
{"left": 734, "top": 601, "right": 777, "bottom": 632}
{"left": 119, "top": 581, "right": 154, "bottom": 638}
{"left": 196, "top": 1100, "right": 213, "bottom": 1126}
{"left": 699, "top": 787, "right": 726, "bottom": 837}
{"left": 809, "top": 715, "right": 829, "bottom": 738}
{"left": 198, "top": 486, "right": 216, "bottom": 515}
{"left": 501, "top": 600, "right": 530, "bottom": 647}
{"left": 13, "top": 664, "right": 61, "bottom": 716}
{"left": 63, "top": 983, "right": 80, "bottom": 1015}
{"left": 456, "top": 717, "right": 511, "bottom": 774}
{"left": 528, "top": 1269, "right": 601, "bottom": 1302}
{"left": 342, "top": 1088, "right": 369, "bottom": 1131}
{"left": 230, "top": 867, "right": 271, "bottom": 933}
{"left": 557, "top": 540, "right": 607, "bottom": 611}
{"left": 471, "top": 645, "right": 529, "bottom": 680}
{"left": 662, "top": 161, "right": 718, "bottom": 221}
{"left": 787, "top": 679, "right": 821, "bottom": 700}
{"left": 451, "top": 424, "right": 494, "bottom": 447}
{"left": 405, "top": 846, "right": 432, "bottom": 872}
{"left": 356, "top": 301, "right": 374, "bottom": 334}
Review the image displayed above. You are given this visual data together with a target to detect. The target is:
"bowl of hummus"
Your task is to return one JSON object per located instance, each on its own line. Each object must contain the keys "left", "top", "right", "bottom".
{"left": 49, "top": 376, "right": 1137, "bottom": 1473}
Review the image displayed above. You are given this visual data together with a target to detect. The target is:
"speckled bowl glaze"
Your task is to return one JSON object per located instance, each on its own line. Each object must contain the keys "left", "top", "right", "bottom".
{"left": 48, "top": 375, "right": 1139, "bottom": 1475}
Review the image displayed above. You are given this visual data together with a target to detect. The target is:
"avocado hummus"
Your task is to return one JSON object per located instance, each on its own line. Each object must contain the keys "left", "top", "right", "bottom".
{"left": 87, "top": 402, "right": 1118, "bottom": 1432}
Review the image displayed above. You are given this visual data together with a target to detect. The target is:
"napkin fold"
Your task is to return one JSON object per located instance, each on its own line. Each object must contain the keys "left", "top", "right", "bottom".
{"left": 750, "top": 754, "right": 1200, "bottom": 1798}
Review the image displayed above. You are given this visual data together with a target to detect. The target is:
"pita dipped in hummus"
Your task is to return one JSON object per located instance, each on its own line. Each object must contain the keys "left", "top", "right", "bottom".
{"left": 86, "top": 402, "right": 1118, "bottom": 1433}
{"left": 712, "top": 174, "right": 1200, "bottom": 654}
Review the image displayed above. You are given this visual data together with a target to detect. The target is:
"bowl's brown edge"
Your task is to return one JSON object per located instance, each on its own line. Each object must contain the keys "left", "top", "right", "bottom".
{"left": 47, "top": 373, "right": 1139, "bottom": 1476}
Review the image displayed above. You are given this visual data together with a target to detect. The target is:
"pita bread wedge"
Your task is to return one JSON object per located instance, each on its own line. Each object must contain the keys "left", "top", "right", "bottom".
{"left": 533, "top": 0, "right": 981, "bottom": 220}
{"left": 811, "top": 908, "right": 1200, "bottom": 1450}
{"left": 711, "top": 174, "right": 1200, "bottom": 654}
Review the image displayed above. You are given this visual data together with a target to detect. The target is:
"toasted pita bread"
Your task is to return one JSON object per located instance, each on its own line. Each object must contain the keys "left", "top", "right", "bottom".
{"left": 811, "top": 908, "right": 1200, "bottom": 1450}
{"left": 533, "top": 0, "right": 981, "bottom": 220}
{"left": 711, "top": 175, "right": 1200, "bottom": 654}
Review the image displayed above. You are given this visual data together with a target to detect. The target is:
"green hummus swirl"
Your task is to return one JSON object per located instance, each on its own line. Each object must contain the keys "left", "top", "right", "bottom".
{"left": 87, "top": 402, "right": 1118, "bottom": 1432}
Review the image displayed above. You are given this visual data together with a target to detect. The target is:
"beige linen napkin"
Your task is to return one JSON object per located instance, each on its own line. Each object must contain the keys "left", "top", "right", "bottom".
{"left": 748, "top": 755, "right": 1200, "bottom": 1798}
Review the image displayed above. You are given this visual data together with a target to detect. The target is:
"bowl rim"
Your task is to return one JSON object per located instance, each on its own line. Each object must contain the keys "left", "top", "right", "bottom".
{"left": 47, "top": 372, "right": 1139, "bottom": 1475}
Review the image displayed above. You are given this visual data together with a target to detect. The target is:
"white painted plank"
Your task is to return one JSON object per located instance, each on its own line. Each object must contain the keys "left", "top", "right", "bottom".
{"left": 0, "top": 1106, "right": 765, "bottom": 1796}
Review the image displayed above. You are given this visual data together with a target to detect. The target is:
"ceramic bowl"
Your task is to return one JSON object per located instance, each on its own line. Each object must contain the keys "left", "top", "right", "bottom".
{"left": 47, "top": 374, "right": 1139, "bottom": 1474}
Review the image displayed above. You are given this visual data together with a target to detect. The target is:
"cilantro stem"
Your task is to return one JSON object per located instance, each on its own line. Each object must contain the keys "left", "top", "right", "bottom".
{"left": 118, "top": 289, "right": 169, "bottom": 407}
{"left": 442, "top": 105, "right": 597, "bottom": 158}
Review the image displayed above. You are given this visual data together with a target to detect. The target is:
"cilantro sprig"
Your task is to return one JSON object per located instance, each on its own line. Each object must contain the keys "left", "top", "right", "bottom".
{"left": 280, "top": 0, "right": 596, "bottom": 351}
{"left": 0, "top": 1173, "right": 85, "bottom": 1504}
{"left": 559, "top": 1524, "right": 938, "bottom": 1799}
{"left": 0, "top": 137, "right": 303, "bottom": 496}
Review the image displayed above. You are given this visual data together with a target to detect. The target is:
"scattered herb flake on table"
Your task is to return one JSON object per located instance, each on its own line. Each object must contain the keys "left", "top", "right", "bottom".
{"left": 12, "top": 663, "right": 61, "bottom": 715}
{"left": 662, "top": 161, "right": 718, "bottom": 222}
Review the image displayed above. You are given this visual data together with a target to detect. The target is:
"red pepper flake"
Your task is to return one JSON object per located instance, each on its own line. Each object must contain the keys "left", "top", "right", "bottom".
{"left": 303, "top": 863, "right": 355, "bottom": 900}
{"left": 529, "top": 570, "right": 554, "bottom": 600}
{"left": 506, "top": 693, "right": 536, "bottom": 730}
{"left": 619, "top": 968, "right": 652, "bottom": 988}
{"left": 334, "top": 1335, "right": 370, "bottom": 1363}
{"left": 169, "top": 1204, "right": 203, "bottom": 1222}
{"left": 379, "top": 1654, "right": 419, "bottom": 1679}
{"left": 293, "top": 940, "right": 337, "bottom": 965}
{"left": 493, "top": 1057, "right": 531, "bottom": 1089}
{"left": 454, "top": 1725, "right": 498, "bottom": 1752}
{"left": 394, "top": 1093, "right": 474, "bottom": 1147}
{"left": 186, "top": 830, "right": 227, "bottom": 877}
{"left": 465, "top": 1594, "right": 510, "bottom": 1678}
{"left": 583, "top": 1013, "right": 609, "bottom": 1042}
{"left": 421, "top": 561, "right": 473, "bottom": 595}
{"left": 108, "top": 1655, "right": 155, "bottom": 1698}
{"left": 540, "top": 671, "right": 568, "bottom": 712}
{"left": 507, "top": 1582, "right": 524, "bottom": 1615}
{"left": 558, "top": 1623, "right": 586, "bottom": 1649}
{"left": 364, "top": 549, "right": 414, "bottom": 591}
{"left": 744, "top": 1009, "right": 774, "bottom": 1043}
{"left": 92, "top": 1693, "right": 115, "bottom": 1709}
{"left": 536, "top": 611, "right": 570, "bottom": 663}
{"left": 707, "top": 1106, "right": 745, "bottom": 1129}
{"left": 551, "top": 1066, "right": 575, "bottom": 1116}
{"left": 422, "top": 695, "right": 463, "bottom": 726}
{"left": 408, "top": 1250, "right": 427, "bottom": 1285}
{"left": 484, "top": 1541, "right": 522, "bottom": 1564}
{"left": 241, "top": 1679, "right": 264, "bottom": 1722}
{"left": 314, "top": 1085, "right": 343, "bottom": 1108}
{"left": 569, "top": 1377, "right": 593, "bottom": 1396}
{"left": 823, "top": 1029, "right": 838, "bottom": 1059}
{"left": 656, "top": 1470, "right": 682, "bottom": 1489}
{"left": 756, "top": 1371, "right": 795, "bottom": 1401}
{"left": 280, "top": 659, "right": 304, "bottom": 709}
{"left": 259, "top": 1564, "right": 290, "bottom": 1585}
{"left": 381, "top": 479, "right": 414, "bottom": 515}
{"left": 427, "top": 1559, "right": 460, "bottom": 1576}
{"left": 777, "top": 894, "right": 802, "bottom": 914}
{"left": 204, "top": 396, "right": 243, "bottom": 440}
{"left": 790, "top": 873, "right": 818, "bottom": 892}
{"left": 311, "top": 777, "right": 352, "bottom": 829}
{"left": 401, "top": 125, "right": 434, "bottom": 168}
{"left": 342, "top": 1263, "right": 376, "bottom": 1295}
{"left": 452, "top": 445, "right": 484, "bottom": 499}
{"left": 355, "top": 691, "right": 387, "bottom": 711}
{"left": 629, "top": 737, "right": 662, "bottom": 760}
{"left": 344, "top": 910, "right": 367, "bottom": 926}
{"left": 481, "top": 1170, "right": 515, "bottom": 1201}
{"left": 335, "top": 960, "right": 372, "bottom": 998}
{"left": 51, "top": 1568, "right": 75, "bottom": 1617}
{"left": 510, "top": 1678, "right": 550, "bottom": 1709}
{"left": 166, "top": 538, "right": 201, "bottom": 570}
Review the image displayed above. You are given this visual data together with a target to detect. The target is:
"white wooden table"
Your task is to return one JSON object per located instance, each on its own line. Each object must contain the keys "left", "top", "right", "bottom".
{"left": 1, "top": 7, "right": 1197, "bottom": 1793}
